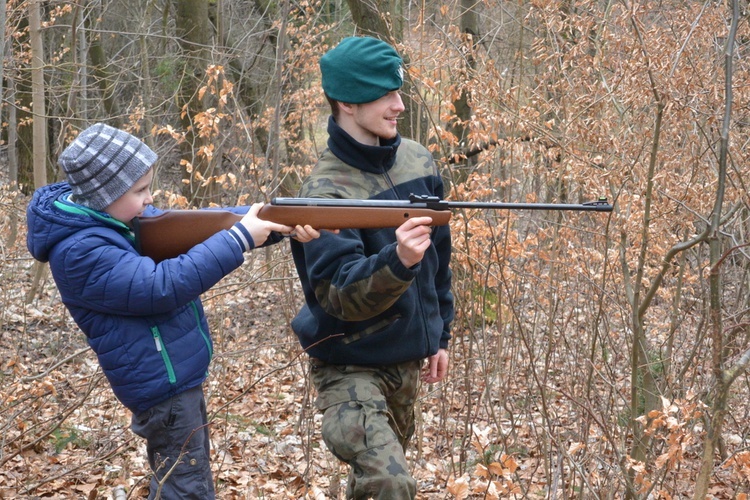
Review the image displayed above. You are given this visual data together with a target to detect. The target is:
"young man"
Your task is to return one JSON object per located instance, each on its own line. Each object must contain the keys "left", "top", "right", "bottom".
{"left": 289, "top": 37, "right": 454, "bottom": 499}
{"left": 26, "top": 123, "right": 320, "bottom": 499}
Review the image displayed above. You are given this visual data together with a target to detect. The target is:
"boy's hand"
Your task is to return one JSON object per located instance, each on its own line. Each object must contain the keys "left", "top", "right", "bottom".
{"left": 395, "top": 216, "right": 433, "bottom": 268}
{"left": 240, "top": 203, "right": 295, "bottom": 247}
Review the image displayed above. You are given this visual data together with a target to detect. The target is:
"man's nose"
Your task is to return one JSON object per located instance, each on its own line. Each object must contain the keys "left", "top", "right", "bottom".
{"left": 393, "top": 93, "right": 405, "bottom": 111}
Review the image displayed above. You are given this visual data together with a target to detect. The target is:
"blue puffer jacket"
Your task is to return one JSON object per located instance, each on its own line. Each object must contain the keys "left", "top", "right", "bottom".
{"left": 26, "top": 182, "right": 250, "bottom": 414}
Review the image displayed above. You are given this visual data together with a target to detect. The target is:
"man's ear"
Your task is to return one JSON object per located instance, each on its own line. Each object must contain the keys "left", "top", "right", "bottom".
{"left": 338, "top": 101, "right": 356, "bottom": 116}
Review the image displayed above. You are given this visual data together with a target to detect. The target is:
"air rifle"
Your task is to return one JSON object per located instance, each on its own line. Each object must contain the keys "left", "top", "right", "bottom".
{"left": 133, "top": 194, "right": 613, "bottom": 262}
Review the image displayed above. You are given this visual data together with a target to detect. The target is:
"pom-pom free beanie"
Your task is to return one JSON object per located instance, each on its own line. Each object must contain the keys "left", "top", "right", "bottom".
{"left": 59, "top": 123, "right": 157, "bottom": 211}
{"left": 320, "top": 36, "right": 404, "bottom": 104}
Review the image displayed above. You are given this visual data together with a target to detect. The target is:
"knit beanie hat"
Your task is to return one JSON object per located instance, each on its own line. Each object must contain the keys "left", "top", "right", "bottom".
{"left": 59, "top": 123, "right": 157, "bottom": 211}
{"left": 320, "top": 36, "right": 404, "bottom": 104}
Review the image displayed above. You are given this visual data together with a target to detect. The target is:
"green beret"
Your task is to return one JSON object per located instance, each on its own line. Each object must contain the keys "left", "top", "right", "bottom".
{"left": 320, "top": 37, "right": 404, "bottom": 104}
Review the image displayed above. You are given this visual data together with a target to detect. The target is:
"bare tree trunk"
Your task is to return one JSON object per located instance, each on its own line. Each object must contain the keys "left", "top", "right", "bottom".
{"left": 451, "top": 0, "right": 479, "bottom": 143}
{"left": 29, "top": 0, "right": 46, "bottom": 189}
{"left": 694, "top": 1, "right": 739, "bottom": 496}
{"left": 448, "top": 0, "right": 479, "bottom": 185}
{"left": 626, "top": 80, "right": 664, "bottom": 466}
{"left": 56, "top": 1, "right": 83, "bottom": 159}
{"left": 7, "top": 77, "right": 18, "bottom": 184}
{"left": 13, "top": 10, "right": 34, "bottom": 190}
{"left": 345, "top": 0, "right": 426, "bottom": 144}
{"left": 266, "top": 0, "right": 290, "bottom": 197}
{"left": 0, "top": 0, "right": 5, "bottom": 182}
{"left": 85, "top": 3, "right": 120, "bottom": 124}
{"left": 77, "top": 2, "right": 88, "bottom": 122}
{"left": 26, "top": 0, "right": 48, "bottom": 305}
{"left": 175, "top": 0, "right": 217, "bottom": 205}
{"left": 0, "top": 0, "right": 16, "bottom": 186}
{"left": 138, "top": 0, "right": 156, "bottom": 145}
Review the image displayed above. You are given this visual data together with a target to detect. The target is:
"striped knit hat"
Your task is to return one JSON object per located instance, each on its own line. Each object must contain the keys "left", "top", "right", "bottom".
{"left": 59, "top": 123, "right": 157, "bottom": 210}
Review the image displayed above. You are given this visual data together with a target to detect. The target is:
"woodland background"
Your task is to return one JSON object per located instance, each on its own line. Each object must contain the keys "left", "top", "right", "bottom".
{"left": 2, "top": 0, "right": 750, "bottom": 498}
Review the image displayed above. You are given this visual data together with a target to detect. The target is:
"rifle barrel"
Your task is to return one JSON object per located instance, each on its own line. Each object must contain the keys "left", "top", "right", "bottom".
{"left": 271, "top": 197, "right": 613, "bottom": 212}
{"left": 447, "top": 200, "right": 613, "bottom": 211}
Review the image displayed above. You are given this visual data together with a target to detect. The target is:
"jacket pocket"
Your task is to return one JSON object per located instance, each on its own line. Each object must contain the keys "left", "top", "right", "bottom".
{"left": 151, "top": 326, "right": 177, "bottom": 384}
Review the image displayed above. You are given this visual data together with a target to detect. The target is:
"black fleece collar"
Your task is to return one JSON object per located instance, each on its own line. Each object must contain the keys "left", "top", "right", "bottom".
{"left": 326, "top": 115, "right": 401, "bottom": 174}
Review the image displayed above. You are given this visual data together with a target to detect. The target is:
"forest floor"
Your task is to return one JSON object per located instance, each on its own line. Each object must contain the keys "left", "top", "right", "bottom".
{"left": 1, "top": 187, "right": 746, "bottom": 499}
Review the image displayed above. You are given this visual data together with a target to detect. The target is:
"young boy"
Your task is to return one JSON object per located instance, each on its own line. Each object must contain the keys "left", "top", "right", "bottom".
{"left": 289, "top": 37, "right": 454, "bottom": 499}
{"left": 26, "top": 123, "right": 319, "bottom": 499}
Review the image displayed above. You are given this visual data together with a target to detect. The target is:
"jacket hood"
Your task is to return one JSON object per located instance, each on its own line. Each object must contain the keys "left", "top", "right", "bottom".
{"left": 26, "top": 182, "right": 131, "bottom": 263}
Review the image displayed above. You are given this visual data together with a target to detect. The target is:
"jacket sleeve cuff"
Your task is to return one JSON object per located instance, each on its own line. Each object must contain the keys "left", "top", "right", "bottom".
{"left": 384, "top": 242, "right": 420, "bottom": 280}
{"left": 228, "top": 223, "right": 256, "bottom": 252}
{"left": 440, "top": 336, "right": 451, "bottom": 349}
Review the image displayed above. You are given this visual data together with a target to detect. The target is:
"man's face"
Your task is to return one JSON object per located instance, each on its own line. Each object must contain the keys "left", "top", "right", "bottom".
{"left": 105, "top": 168, "right": 154, "bottom": 223}
{"left": 346, "top": 91, "right": 405, "bottom": 145}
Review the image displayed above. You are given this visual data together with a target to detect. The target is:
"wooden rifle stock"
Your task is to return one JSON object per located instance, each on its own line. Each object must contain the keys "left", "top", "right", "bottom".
{"left": 132, "top": 197, "right": 452, "bottom": 262}
{"left": 133, "top": 210, "right": 244, "bottom": 263}
{"left": 133, "top": 195, "right": 612, "bottom": 262}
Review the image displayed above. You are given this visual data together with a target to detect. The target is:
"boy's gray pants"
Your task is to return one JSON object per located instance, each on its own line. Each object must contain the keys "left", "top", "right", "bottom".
{"left": 310, "top": 359, "right": 422, "bottom": 500}
{"left": 130, "top": 385, "right": 214, "bottom": 499}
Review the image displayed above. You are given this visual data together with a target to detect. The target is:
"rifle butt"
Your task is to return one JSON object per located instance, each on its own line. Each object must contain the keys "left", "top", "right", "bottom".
{"left": 135, "top": 210, "right": 242, "bottom": 263}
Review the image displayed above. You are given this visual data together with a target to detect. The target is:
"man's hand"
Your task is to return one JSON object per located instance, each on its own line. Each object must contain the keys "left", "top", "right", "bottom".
{"left": 395, "top": 216, "right": 433, "bottom": 268}
{"left": 422, "top": 348, "right": 449, "bottom": 384}
{"left": 290, "top": 225, "right": 321, "bottom": 243}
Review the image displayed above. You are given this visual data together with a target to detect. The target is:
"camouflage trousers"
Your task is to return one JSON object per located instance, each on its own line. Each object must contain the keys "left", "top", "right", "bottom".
{"left": 310, "top": 359, "right": 422, "bottom": 500}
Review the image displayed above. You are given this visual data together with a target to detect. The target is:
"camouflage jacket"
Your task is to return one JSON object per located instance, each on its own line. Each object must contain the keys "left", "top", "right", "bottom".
{"left": 290, "top": 116, "right": 454, "bottom": 366}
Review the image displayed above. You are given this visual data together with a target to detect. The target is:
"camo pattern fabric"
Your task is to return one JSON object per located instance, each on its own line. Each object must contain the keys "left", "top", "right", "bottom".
{"left": 299, "top": 139, "right": 439, "bottom": 200}
{"left": 298, "top": 139, "right": 440, "bottom": 322}
{"left": 315, "top": 265, "right": 411, "bottom": 322}
{"left": 311, "top": 359, "right": 422, "bottom": 499}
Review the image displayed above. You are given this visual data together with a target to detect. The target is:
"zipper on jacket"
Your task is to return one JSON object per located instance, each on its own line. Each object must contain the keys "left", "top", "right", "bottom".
{"left": 414, "top": 274, "right": 432, "bottom": 355}
{"left": 382, "top": 169, "right": 397, "bottom": 193}
{"left": 151, "top": 327, "right": 177, "bottom": 384}
{"left": 381, "top": 166, "right": 432, "bottom": 354}
{"left": 191, "top": 301, "right": 213, "bottom": 359}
